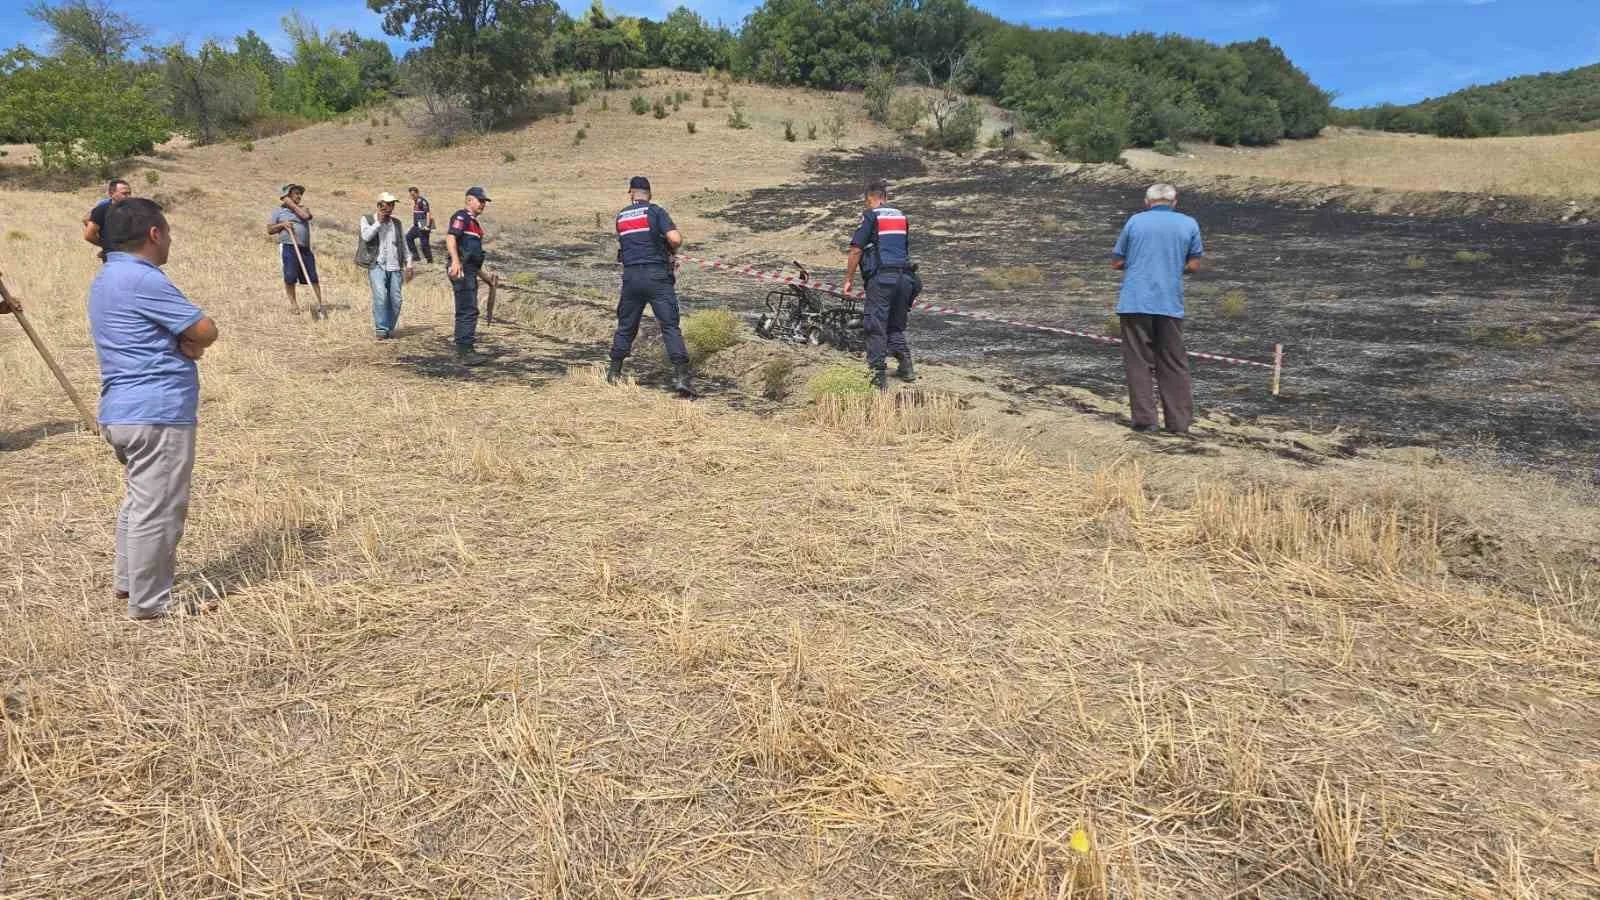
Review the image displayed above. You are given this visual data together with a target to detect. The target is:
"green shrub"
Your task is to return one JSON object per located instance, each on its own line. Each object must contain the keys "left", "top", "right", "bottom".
{"left": 1404, "top": 255, "right": 1427, "bottom": 270}
{"left": 1152, "top": 138, "right": 1182, "bottom": 156}
{"left": 653, "top": 98, "right": 668, "bottom": 119}
{"left": 759, "top": 357, "right": 795, "bottom": 400}
{"left": 727, "top": 108, "right": 750, "bottom": 129}
{"left": 863, "top": 68, "right": 896, "bottom": 123}
{"left": 6, "top": 230, "right": 30, "bottom": 241}
{"left": 1218, "top": 290, "right": 1247, "bottom": 319}
{"left": 806, "top": 122, "right": 817, "bottom": 140}
{"left": 630, "top": 95, "right": 651, "bottom": 115}
{"left": 1051, "top": 103, "right": 1128, "bottom": 163}
{"left": 1564, "top": 252, "right": 1588, "bottom": 267}
{"left": 682, "top": 307, "right": 742, "bottom": 361}
{"left": 510, "top": 272, "right": 539, "bottom": 287}
{"left": 701, "top": 94, "right": 711, "bottom": 108}
{"left": 240, "top": 141, "right": 254, "bottom": 152}
{"left": 601, "top": 96, "right": 609, "bottom": 111}
{"left": 370, "top": 116, "right": 379, "bottom": 127}
{"left": 1453, "top": 250, "right": 1491, "bottom": 263}
{"left": 888, "top": 95, "right": 924, "bottom": 133}
{"left": 1104, "top": 314, "right": 1122, "bottom": 337}
{"left": 687, "top": 120, "right": 697, "bottom": 134}
{"left": 574, "top": 128, "right": 587, "bottom": 145}
{"left": 806, "top": 365, "right": 874, "bottom": 400}
{"left": 783, "top": 120, "right": 796, "bottom": 141}
{"left": 364, "top": 136, "right": 374, "bottom": 146}
{"left": 144, "top": 170, "right": 160, "bottom": 186}
{"left": 502, "top": 150, "right": 517, "bottom": 163}
{"left": 926, "top": 100, "right": 983, "bottom": 153}
{"left": 823, "top": 111, "right": 847, "bottom": 148}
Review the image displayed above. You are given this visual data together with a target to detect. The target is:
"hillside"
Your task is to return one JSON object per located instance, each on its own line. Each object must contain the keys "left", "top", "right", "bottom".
{"left": 1339, "top": 61, "right": 1600, "bottom": 137}
{"left": 3, "top": 75, "right": 1600, "bottom": 896}
{"left": 1123, "top": 125, "right": 1600, "bottom": 202}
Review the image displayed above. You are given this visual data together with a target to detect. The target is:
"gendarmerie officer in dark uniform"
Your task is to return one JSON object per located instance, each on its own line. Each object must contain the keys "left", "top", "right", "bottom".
{"left": 841, "top": 178, "right": 919, "bottom": 391}
{"left": 607, "top": 176, "right": 692, "bottom": 396}
{"left": 445, "top": 186, "right": 490, "bottom": 364}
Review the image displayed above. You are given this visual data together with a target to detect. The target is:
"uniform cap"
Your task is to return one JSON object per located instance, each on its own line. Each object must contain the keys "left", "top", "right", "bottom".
{"left": 377, "top": 191, "right": 398, "bottom": 204}
{"left": 466, "top": 186, "right": 492, "bottom": 202}
{"left": 628, "top": 176, "right": 651, "bottom": 192}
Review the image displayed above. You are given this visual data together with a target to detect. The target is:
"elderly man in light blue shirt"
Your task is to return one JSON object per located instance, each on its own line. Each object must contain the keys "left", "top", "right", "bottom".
{"left": 89, "top": 198, "right": 219, "bottom": 620}
{"left": 1112, "top": 183, "right": 1205, "bottom": 434}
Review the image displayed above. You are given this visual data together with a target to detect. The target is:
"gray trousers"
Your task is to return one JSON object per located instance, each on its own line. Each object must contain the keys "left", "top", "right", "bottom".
{"left": 104, "top": 424, "right": 197, "bottom": 619}
{"left": 1119, "top": 314, "right": 1194, "bottom": 432}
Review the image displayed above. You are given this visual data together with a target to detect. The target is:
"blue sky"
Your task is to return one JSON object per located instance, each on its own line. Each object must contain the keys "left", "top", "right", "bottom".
{"left": 2, "top": 0, "right": 1594, "bottom": 107}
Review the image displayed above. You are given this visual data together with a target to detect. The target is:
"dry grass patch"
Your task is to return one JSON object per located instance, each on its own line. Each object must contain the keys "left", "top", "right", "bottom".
{"left": 1, "top": 88, "right": 1598, "bottom": 900}
{"left": 981, "top": 265, "right": 1045, "bottom": 290}
{"left": 1124, "top": 126, "right": 1600, "bottom": 199}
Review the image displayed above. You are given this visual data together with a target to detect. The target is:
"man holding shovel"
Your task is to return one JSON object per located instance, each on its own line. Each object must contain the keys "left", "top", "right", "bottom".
{"left": 90, "top": 197, "right": 219, "bottom": 621}
{"left": 267, "top": 183, "right": 325, "bottom": 318}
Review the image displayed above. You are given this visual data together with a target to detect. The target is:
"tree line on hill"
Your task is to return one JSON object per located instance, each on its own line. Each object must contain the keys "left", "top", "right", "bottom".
{"left": 1333, "top": 63, "right": 1600, "bottom": 138}
{"left": 1, "top": 0, "right": 1333, "bottom": 172}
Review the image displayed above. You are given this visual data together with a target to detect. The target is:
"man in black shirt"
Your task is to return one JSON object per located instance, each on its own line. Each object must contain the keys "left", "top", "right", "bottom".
{"left": 83, "top": 178, "right": 132, "bottom": 260}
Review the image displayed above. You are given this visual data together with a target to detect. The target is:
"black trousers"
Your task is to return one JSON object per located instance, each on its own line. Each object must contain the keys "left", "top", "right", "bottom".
{"left": 406, "top": 224, "right": 432, "bottom": 262}
{"left": 863, "top": 270, "right": 916, "bottom": 370}
{"left": 1119, "top": 313, "right": 1194, "bottom": 431}
{"left": 451, "top": 261, "right": 481, "bottom": 349}
{"left": 611, "top": 266, "right": 688, "bottom": 364}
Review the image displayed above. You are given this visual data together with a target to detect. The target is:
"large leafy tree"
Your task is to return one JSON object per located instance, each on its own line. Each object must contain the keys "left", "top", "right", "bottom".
{"left": 657, "top": 6, "right": 732, "bottom": 71}
{"left": 0, "top": 47, "right": 169, "bottom": 170}
{"left": 159, "top": 40, "right": 269, "bottom": 144}
{"left": 572, "top": 2, "right": 640, "bottom": 89}
{"left": 25, "top": 0, "right": 146, "bottom": 66}
{"left": 369, "top": 0, "right": 563, "bottom": 126}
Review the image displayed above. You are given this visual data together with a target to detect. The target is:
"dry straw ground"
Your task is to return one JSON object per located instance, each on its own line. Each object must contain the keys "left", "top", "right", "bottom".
{"left": 3, "top": 76, "right": 1600, "bottom": 897}
{"left": 1122, "top": 126, "right": 1600, "bottom": 201}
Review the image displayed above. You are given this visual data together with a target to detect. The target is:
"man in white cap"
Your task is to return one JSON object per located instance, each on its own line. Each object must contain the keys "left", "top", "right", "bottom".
{"left": 358, "top": 191, "right": 415, "bottom": 339}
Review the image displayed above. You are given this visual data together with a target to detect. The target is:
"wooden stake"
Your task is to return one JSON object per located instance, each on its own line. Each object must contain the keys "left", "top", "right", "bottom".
{"left": 1271, "top": 343, "right": 1283, "bottom": 397}
{"left": 0, "top": 271, "right": 99, "bottom": 435}
{"left": 287, "top": 240, "right": 326, "bottom": 319}
{"left": 481, "top": 269, "right": 498, "bottom": 324}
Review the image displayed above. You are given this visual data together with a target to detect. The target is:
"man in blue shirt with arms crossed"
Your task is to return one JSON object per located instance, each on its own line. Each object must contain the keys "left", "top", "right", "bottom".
{"left": 90, "top": 198, "right": 219, "bottom": 621}
{"left": 1112, "top": 183, "right": 1204, "bottom": 435}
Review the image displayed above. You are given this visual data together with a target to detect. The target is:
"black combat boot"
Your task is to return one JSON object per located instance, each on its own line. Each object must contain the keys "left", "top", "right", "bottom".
{"left": 672, "top": 362, "right": 694, "bottom": 397}
{"left": 892, "top": 351, "right": 917, "bottom": 382}
{"left": 605, "top": 358, "right": 624, "bottom": 384}
{"left": 869, "top": 367, "right": 888, "bottom": 392}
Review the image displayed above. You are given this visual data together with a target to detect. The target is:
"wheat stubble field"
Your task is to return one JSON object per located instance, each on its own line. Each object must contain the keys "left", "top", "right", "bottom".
{"left": 3, "top": 76, "right": 1600, "bottom": 897}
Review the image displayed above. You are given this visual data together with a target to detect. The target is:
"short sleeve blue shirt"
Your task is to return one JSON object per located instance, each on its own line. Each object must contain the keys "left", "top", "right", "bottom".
{"left": 88, "top": 252, "right": 206, "bottom": 426}
{"left": 1112, "top": 205, "right": 1204, "bottom": 318}
{"left": 615, "top": 201, "right": 676, "bottom": 266}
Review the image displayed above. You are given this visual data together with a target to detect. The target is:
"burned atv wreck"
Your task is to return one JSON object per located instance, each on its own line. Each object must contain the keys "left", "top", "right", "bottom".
{"left": 752, "top": 261, "right": 866, "bottom": 352}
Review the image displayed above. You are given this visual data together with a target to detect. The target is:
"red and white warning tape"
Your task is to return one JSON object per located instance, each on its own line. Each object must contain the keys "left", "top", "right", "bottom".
{"left": 677, "top": 253, "right": 1283, "bottom": 372}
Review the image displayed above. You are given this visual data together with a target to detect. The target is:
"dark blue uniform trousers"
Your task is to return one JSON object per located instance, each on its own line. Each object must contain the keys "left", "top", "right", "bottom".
{"left": 611, "top": 265, "right": 688, "bottom": 364}
{"left": 864, "top": 270, "right": 914, "bottom": 371}
{"left": 451, "top": 261, "right": 481, "bottom": 350}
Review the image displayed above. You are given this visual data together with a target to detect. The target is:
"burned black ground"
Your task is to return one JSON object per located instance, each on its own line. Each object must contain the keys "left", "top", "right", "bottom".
{"left": 707, "top": 150, "right": 1599, "bottom": 472}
